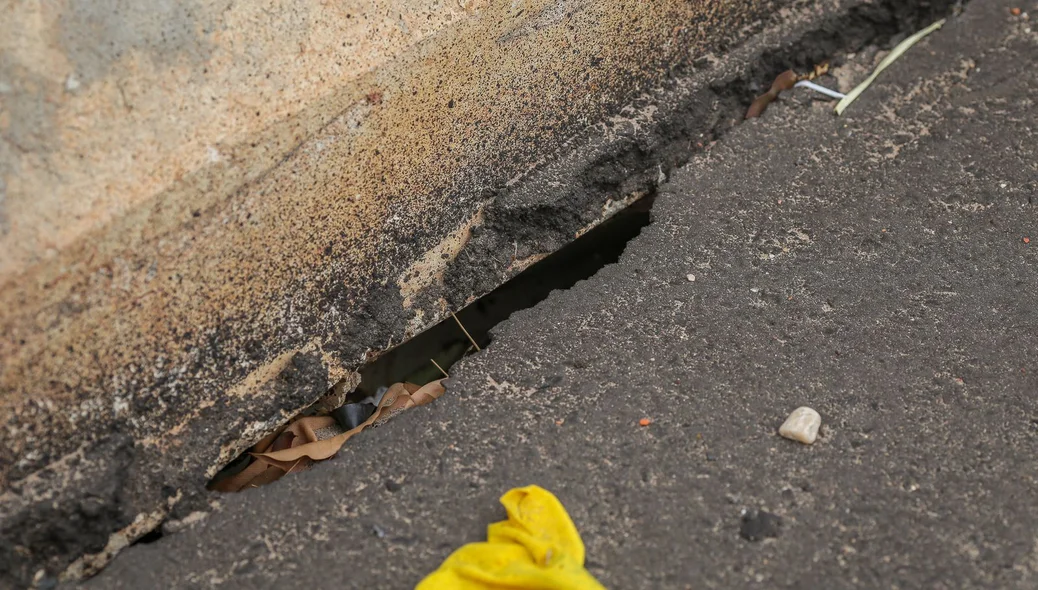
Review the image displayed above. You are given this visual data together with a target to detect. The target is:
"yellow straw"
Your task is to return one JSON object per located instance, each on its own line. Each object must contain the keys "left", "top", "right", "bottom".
{"left": 835, "top": 19, "right": 946, "bottom": 116}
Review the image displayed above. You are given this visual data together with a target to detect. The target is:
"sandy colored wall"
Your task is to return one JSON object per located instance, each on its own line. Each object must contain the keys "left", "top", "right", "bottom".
{"left": 0, "top": 0, "right": 802, "bottom": 583}
{"left": 1, "top": 0, "right": 487, "bottom": 278}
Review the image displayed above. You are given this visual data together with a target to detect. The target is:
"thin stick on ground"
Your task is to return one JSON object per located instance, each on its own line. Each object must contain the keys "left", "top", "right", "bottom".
{"left": 451, "top": 312, "right": 481, "bottom": 351}
{"left": 834, "top": 18, "right": 946, "bottom": 115}
{"left": 431, "top": 358, "right": 450, "bottom": 378}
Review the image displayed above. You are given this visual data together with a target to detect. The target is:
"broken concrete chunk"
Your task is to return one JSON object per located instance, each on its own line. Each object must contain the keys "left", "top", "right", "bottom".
{"left": 779, "top": 406, "right": 821, "bottom": 444}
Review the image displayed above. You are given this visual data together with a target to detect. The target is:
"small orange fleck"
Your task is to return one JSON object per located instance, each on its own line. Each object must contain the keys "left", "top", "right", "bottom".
{"left": 555, "top": 419, "right": 565, "bottom": 426}
{"left": 639, "top": 418, "right": 652, "bottom": 427}
{"left": 1024, "top": 237, "right": 1031, "bottom": 244}
{"left": 1010, "top": 7, "right": 1022, "bottom": 16}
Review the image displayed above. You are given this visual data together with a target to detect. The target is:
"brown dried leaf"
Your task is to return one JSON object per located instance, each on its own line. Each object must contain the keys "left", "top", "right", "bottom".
{"left": 745, "top": 70, "right": 798, "bottom": 119}
{"left": 212, "top": 380, "right": 446, "bottom": 492}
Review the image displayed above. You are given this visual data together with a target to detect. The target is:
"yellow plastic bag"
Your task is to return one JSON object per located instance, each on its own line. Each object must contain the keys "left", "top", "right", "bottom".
{"left": 417, "top": 485, "right": 606, "bottom": 590}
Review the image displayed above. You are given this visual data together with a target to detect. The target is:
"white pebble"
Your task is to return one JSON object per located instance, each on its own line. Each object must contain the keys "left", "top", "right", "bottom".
{"left": 779, "top": 407, "right": 821, "bottom": 444}
{"left": 686, "top": 273, "right": 696, "bottom": 282}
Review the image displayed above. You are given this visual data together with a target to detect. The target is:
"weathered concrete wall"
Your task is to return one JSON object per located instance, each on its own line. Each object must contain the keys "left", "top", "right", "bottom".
{"left": 0, "top": 0, "right": 853, "bottom": 584}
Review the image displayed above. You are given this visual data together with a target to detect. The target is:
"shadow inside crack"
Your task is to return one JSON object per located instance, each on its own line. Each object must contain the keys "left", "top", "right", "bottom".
{"left": 207, "top": 192, "right": 654, "bottom": 491}
{"left": 355, "top": 192, "right": 656, "bottom": 397}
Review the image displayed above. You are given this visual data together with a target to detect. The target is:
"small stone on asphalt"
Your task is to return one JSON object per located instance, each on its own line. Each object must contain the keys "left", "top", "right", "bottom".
{"left": 779, "top": 406, "right": 821, "bottom": 444}
{"left": 686, "top": 273, "right": 696, "bottom": 282}
{"left": 740, "top": 509, "right": 782, "bottom": 541}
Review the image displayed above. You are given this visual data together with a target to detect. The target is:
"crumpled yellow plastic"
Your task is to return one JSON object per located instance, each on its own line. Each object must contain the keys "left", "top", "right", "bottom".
{"left": 416, "top": 485, "right": 606, "bottom": 590}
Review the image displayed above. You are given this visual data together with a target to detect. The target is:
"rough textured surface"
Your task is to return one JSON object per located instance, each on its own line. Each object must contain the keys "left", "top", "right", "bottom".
{"left": 3, "top": 0, "right": 811, "bottom": 583}
{"left": 5, "top": 0, "right": 970, "bottom": 584}
{"left": 80, "top": 1, "right": 1038, "bottom": 588}
{"left": 0, "top": 0, "right": 482, "bottom": 278}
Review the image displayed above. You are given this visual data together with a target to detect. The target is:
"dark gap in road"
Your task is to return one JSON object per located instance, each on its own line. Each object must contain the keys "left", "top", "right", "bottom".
{"left": 354, "top": 192, "right": 656, "bottom": 398}
{"left": 132, "top": 528, "right": 164, "bottom": 546}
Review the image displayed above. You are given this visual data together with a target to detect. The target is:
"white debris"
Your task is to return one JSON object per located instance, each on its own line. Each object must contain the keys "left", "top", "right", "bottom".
{"left": 794, "top": 80, "right": 846, "bottom": 99}
{"left": 779, "top": 406, "right": 821, "bottom": 444}
{"left": 686, "top": 273, "right": 696, "bottom": 282}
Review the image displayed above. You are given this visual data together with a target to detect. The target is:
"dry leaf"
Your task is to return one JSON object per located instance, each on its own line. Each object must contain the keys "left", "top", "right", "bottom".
{"left": 745, "top": 70, "right": 798, "bottom": 119}
{"left": 799, "top": 62, "right": 830, "bottom": 81}
{"left": 210, "top": 380, "right": 446, "bottom": 492}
